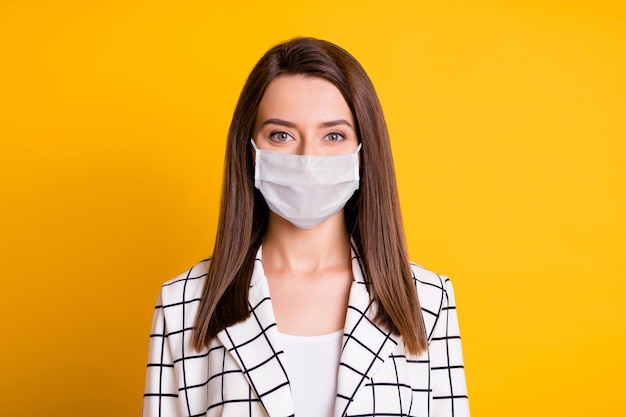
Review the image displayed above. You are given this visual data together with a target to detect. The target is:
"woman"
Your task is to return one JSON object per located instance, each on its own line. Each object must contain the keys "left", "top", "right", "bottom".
{"left": 143, "top": 37, "right": 469, "bottom": 417}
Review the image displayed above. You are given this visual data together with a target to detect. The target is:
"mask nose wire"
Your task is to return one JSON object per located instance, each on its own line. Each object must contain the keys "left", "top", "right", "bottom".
{"left": 251, "top": 138, "right": 361, "bottom": 154}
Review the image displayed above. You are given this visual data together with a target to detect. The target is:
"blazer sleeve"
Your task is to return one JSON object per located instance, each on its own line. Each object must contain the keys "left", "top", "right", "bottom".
{"left": 429, "top": 276, "right": 470, "bottom": 417}
{"left": 142, "top": 289, "right": 182, "bottom": 417}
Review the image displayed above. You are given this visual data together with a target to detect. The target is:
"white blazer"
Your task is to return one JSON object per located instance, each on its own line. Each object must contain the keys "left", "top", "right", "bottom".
{"left": 143, "top": 247, "right": 469, "bottom": 417}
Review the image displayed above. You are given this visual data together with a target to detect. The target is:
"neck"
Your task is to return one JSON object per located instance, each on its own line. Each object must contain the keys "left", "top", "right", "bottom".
{"left": 261, "top": 210, "right": 352, "bottom": 275}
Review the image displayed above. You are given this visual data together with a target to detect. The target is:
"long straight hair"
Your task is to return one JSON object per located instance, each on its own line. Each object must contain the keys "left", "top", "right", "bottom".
{"left": 192, "top": 37, "right": 427, "bottom": 355}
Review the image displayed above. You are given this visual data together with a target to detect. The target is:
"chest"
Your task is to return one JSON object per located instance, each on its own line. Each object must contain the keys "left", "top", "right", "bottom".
{"left": 266, "top": 270, "right": 352, "bottom": 336}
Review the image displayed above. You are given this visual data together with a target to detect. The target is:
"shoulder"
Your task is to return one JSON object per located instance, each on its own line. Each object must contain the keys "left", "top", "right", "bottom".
{"left": 147, "top": 259, "right": 210, "bottom": 362}
{"left": 409, "top": 262, "right": 452, "bottom": 341}
{"left": 158, "top": 258, "right": 210, "bottom": 309}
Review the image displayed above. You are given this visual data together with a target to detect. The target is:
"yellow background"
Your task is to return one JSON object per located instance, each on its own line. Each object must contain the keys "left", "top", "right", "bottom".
{"left": 1, "top": 0, "right": 624, "bottom": 415}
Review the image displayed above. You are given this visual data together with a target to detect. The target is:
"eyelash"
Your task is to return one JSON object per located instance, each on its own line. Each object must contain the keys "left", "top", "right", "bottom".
{"left": 324, "top": 132, "right": 345, "bottom": 142}
{"left": 269, "top": 131, "right": 293, "bottom": 142}
{"left": 268, "top": 131, "right": 346, "bottom": 143}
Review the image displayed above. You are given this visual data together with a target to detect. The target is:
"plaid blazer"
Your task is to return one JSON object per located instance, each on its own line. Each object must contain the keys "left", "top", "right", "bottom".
{"left": 143, "top": 247, "right": 469, "bottom": 417}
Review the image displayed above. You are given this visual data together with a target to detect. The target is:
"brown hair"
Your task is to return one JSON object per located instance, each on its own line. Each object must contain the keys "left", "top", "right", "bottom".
{"left": 192, "top": 37, "right": 427, "bottom": 355}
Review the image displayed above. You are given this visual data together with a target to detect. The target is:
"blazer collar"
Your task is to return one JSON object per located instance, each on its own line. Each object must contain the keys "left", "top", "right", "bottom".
{"left": 217, "top": 247, "right": 294, "bottom": 417}
{"left": 334, "top": 248, "right": 399, "bottom": 417}
{"left": 217, "top": 245, "right": 399, "bottom": 417}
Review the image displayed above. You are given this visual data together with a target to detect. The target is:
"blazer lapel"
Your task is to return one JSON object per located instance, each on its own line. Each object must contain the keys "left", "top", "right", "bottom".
{"left": 217, "top": 249, "right": 295, "bottom": 417}
{"left": 334, "top": 251, "right": 400, "bottom": 417}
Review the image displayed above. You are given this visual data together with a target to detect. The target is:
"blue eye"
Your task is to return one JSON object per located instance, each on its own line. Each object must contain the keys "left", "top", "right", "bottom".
{"left": 325, "top": 132, "right": 345, "bottom": 142}
{"left": 270, "top": 131, "right": 292, "bottom": 142}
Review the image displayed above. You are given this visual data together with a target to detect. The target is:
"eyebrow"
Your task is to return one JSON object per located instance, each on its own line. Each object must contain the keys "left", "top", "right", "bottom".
{"left": 320, "top": 119, "right": 354, "bottom": 129}
{"left": 260, "top": 118, "right": 355, "bottom": 130}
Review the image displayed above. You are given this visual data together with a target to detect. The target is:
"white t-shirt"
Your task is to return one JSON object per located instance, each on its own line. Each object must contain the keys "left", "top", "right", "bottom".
{"left": 278, "top": 330, "right": 343, "bottom": 417}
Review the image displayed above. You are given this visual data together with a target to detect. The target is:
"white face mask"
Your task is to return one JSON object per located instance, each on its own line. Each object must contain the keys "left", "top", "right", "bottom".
{"left": 251, "top": 139, "right": 362, "bottom": 229}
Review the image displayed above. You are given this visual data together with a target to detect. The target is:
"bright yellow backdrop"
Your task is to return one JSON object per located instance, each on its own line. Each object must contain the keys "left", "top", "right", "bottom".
{"left": 1, "top": 1, "right": 624, "bottom": 415}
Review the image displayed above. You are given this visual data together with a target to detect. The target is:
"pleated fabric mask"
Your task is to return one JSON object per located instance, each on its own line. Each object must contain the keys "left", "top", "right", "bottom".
{"left": 251, "top": 139, "right": 361, "bottom": 229}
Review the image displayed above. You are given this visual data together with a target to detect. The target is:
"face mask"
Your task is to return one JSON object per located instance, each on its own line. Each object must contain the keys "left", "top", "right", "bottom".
{"left": 251, "top": 139, "right": 362, "bottom": 229}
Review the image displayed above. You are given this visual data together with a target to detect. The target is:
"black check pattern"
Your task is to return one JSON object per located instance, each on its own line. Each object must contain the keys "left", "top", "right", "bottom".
{"left": 143, "top": 247, "right": 469, "bottom": 416}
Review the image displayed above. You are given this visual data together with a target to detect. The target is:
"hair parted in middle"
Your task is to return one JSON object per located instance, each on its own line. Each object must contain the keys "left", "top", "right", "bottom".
{"left": 192, "top": 37, "right": 428, "bottom": 355}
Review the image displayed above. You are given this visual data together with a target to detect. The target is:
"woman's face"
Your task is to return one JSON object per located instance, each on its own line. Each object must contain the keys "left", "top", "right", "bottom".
{"left": 253, "top": 74, "right": 359, "bottom": 155}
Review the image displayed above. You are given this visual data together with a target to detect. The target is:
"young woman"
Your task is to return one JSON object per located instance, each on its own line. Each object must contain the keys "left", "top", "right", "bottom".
{"left": 143, "top": 37, "right": 469, "bottom": 417}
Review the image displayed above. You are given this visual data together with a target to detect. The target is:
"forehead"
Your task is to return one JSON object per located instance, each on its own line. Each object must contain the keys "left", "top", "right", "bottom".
{"left": 256, "top": 75, "right": 353, "bottom": 123}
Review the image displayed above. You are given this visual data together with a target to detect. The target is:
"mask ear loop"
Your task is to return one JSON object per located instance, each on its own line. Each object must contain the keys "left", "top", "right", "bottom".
{"left": 353, "top": 143, "right": 362, "bottom": 178}
{"left": 250, "top": 139, "right": 261, "bottom": 173}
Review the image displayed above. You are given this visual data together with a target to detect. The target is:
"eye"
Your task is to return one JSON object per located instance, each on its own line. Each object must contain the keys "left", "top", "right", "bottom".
{"left": 269, "top": 131, "right": 293, "bottom": 142}
{"left": 325, "top": 132, "right": 345, "bottom": 142}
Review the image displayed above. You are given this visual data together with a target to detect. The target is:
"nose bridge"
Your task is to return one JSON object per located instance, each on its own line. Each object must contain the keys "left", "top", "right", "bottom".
{"left": 298, "top": 128, "right": 317, "bottom": 155}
